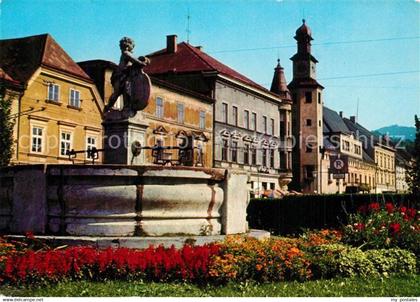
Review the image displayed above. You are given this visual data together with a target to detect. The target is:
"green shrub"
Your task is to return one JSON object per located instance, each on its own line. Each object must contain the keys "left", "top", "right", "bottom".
{"left": 365, "top": 249, "right": 416, "bottom": 276}
{"left": 308, "top": 244, "right": 416, "bottom": 279}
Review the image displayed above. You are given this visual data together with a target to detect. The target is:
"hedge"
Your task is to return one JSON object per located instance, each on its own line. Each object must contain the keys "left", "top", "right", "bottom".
{"left": 246, "top": 193, "right": 418, "bottom": 235}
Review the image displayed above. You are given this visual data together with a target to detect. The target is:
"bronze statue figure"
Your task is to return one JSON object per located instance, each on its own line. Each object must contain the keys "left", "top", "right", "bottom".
{"left": 104, "top": 37, "right": 151, "bottom": 114}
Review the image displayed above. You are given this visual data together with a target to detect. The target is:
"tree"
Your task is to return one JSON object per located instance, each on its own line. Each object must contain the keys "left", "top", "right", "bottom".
{"left": 0, "top": 94, "right": 14, "bottom": 167}
{"left": 406, "top": 115, "right": 420, "bottom": 197}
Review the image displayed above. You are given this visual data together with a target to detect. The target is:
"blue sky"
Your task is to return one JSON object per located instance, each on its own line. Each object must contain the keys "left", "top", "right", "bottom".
{"left": 1, "top": 0, "right": 419, "bottom": 130}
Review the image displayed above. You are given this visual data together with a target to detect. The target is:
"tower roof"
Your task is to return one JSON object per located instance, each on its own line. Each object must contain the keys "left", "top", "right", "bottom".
{"left": 270, "top": 59, "right": 291, "bottom": 100}
{"left": 295, "top": 19, "right": 313, "bottom": 40}
{"left": 0, "top": 34, "right": 91, "bottom": 83}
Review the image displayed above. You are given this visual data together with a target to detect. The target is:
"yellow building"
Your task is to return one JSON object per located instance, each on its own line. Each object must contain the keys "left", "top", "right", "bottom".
{"left": 0, "top": 34, "right": 104, "bottom": 164}
{"left": 79, "top": 60, "right": 214, "bottom": 167}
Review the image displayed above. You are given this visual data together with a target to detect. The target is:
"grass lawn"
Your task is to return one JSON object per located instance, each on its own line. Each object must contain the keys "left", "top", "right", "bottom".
{"left": 1, "top": 275, "right": 419, "bottom": 297}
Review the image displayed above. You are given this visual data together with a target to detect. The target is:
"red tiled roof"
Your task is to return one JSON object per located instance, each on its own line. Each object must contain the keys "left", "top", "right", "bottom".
{"left": 0, "top": 68, "right": 19, "bottom": 84}
{"left": 0, "top": 34, "right": 91, "bottom": 83}
{"left": 145, "top": 42, "right": 277, "bottom": 96}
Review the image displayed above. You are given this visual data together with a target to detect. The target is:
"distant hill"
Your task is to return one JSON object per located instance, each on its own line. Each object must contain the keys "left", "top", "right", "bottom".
{"left": 374, "top": 125, "right": 416, "bottom": 142}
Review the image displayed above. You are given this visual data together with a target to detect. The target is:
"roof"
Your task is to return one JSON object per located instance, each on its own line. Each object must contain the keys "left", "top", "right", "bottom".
{"left": 270, "top": 60, "right": 291, "bottom": 100}
{"left": 0, "top": 68, "right": 20, "bottom": 84}
{"left": 78, "top": 59, "right": 214, "bottom": 104}
{"left": 0, "top": 34, "right": 91, "bottom": 83}
{"left": 295, "top": 19, "right": 312, "bottom": 39}
{"left": 323, "top": 106, "right": 351, "bottom": 135}
{"left": 288, "top": 77, "right": 323, "bottom": 89}
{"left": 145, "top": 42, "right": 278, "bottom": 97}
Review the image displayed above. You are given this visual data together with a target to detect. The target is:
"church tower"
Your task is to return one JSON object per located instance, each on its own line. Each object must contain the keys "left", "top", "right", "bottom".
{"left": 288, "top": 19, "right": 324, "bottom": 193}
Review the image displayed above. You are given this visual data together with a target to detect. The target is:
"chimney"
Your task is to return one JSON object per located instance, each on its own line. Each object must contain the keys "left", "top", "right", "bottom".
{"left": 350, "top": 116, "right": 356, "bottom": 123}
{"left": 167, "top": 35, "right": 177, "bottom": 53}
{"left": 195, "top": 45, "right": 203, "bottom": 51}
{"left": 339, "top": 111, "right": 343, "bottom": 118}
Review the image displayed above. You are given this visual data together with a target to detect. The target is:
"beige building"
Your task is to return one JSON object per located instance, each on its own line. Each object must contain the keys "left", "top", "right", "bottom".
{"left": 321, "top": 107, "right": 377, "bottom": 193}
{"left": 344, "top": 117, "right": 396, "bottom": 193}
{"left": 79, "top": 60, "right": 214, "bottom": 167}
{"left": 0, "top": 34, "right": 104, "bottom": 165}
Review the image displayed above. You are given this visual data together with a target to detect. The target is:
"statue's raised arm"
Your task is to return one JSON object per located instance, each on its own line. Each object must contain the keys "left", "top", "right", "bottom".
{"left": 105, "top": 37, "right": 152, "bottom": 115}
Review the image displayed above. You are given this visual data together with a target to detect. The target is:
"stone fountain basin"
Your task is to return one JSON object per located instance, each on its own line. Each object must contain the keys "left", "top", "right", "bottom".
{"left": 0, "top": 165, "right": 248, "bottom": 237}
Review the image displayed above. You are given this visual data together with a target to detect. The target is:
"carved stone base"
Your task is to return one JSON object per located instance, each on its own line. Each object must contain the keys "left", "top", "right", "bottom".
{"left": 103, "top": 110, "right": 149, "bottom": 165}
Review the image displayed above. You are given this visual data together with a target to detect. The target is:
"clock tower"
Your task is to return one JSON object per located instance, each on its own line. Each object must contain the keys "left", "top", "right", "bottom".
{"left": 288, "top": 19, "right": 325, "bottom": 193}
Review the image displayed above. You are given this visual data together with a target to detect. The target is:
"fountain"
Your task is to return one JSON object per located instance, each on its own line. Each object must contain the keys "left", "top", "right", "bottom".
{"left": 0, "top": 37, "right": 260, "bottom": 248}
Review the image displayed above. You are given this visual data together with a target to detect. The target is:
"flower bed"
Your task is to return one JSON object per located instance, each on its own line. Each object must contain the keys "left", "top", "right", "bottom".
{"left": 1, "top": 230, "right": 417, "bottom": 286}
{"left": 342, "top": 202, "right": 419, "bottom": 254}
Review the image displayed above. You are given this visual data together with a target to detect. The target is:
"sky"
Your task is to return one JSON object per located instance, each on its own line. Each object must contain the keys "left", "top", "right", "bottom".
{"left": 1, "top": 0, "right": 419, "bottom": 130}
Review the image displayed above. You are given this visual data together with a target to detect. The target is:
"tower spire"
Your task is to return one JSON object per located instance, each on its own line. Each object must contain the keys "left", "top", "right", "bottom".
{"left": 270, "top": 59, "right": 291, "bottom": 100}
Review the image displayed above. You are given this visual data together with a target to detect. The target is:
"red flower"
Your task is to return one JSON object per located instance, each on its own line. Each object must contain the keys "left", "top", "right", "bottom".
{"left": 389, "top": 223, "right": 401, "bottom": 235}
{"left": 400, "top": 206, "right": 407, "bottom": 214}
{"left": 368, "top": 203, "right": 380, "bottom": 213}
{"left": 357, "top": 204, "right": 368, "bottom": 214}
{"left": 385, "top": 203, "right": 394, "bottom": 214}
{"left": 25, "top": 231, "right": 34, "bottom": 239}
{"left": 354, "top": 223, "right": 365, "bottom": 231}
{"left": 407, "top": 208, "right": 417, "bottom": 220}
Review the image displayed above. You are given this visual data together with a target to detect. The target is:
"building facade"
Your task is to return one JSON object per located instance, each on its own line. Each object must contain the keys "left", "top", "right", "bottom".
{"left": 79, "top": 60, "right": 214, "bottom": 167}
{"left": 322, "top": 107, "right": 377, "bottom": 193}
{"left": 0, "top": 34, "right": 104, "bottom": 164}
{"left": 144, "top": 35, "right": 293, "bottom": 193}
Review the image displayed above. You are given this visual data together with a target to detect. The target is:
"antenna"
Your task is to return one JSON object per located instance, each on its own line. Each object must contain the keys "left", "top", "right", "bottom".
{"left": 356, "top": 97, "right": 359, "bottom": 124}
{"left": 186, "top": 8, "right": 191, "bottom": 43}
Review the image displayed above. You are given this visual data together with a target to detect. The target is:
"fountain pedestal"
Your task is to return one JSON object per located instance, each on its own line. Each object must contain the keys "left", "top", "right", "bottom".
{"left": 103, "top": 110, "right": 149, "bottom": 165}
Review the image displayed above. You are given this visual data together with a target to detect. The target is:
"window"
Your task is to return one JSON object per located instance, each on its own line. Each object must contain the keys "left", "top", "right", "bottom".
{"left": 270, "top": 118, "right": 275, "bottom": 136}
{"left": 60, "top": 132, "right": 72, "bottom": 156}
{"left": 319, "top": 120, "right": 322, "bottom": 127}
{"left": 262, "top": 148, "right": 267, "bottom": 166}
{"left": 244, "top": 110, "right": 249, "bottom": 129}
{"left": 318, "top": 92, "right": 321, "bottom": 104}
{"left": 177, "top": 103, "right": 184, "bottom": 123}
{"left": 305, "top": 92, "right": 312, "bottom": 103}
{"left": 280, "top": 111, "right": 286, "bottom": 139}
{"left": 270, "top": 149, "right": 275, "bottom": 168}
{"left": 69, "top": 89, "right": 80, "bottom": 108}
{"left": 231, "top": 141, "right": 238, "bottom": 163}
{"left": 31, "top": 126, "right": 43, "bottom": 153}
{"left": 156, "top": 97, "right": 164, "bottom": 118}
{"left": 199, "top": 111, "right": 206, "bottom": 129}
{"left": 86, "top": 136, "right": 97, "bottom": 159}
{"left": 355, "top": 145, "right": 361, "bottom": 155}
{"left": 280, "top": 151, "right": 286, "bottom": 170}
{"left": 270, "top": 183, "right": 275, "bottom": 190}
{"left": 251, "top": 112, "right": 257, "bottom": 131}
{"left": 232, "top": 106, "right": 238, "bottom": 126}
{"left": 263, "top": 116, "right": 267, "bottom": 134}
{"left": 343, "top": 141, "right": 350, "bottom": 151}
{"left": 221, "top": 139, "right": 228, "bottom": 161}
{"left": 244, "top": 143, "right": 250, "bottom": 165}
{"left": 306, "top": 119, "right": 312, "bottom": 126}
{"left": 251, "top": 146, "right": 257, "bottom": 165}
{"left": 48, "top": 83, "right": 59, "bottom": 102}
{"left": 262, "top": 182, "right": 267, "bottom": 190}
{"left": 222, "top": 103, "right": 228, "bottom": 123}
